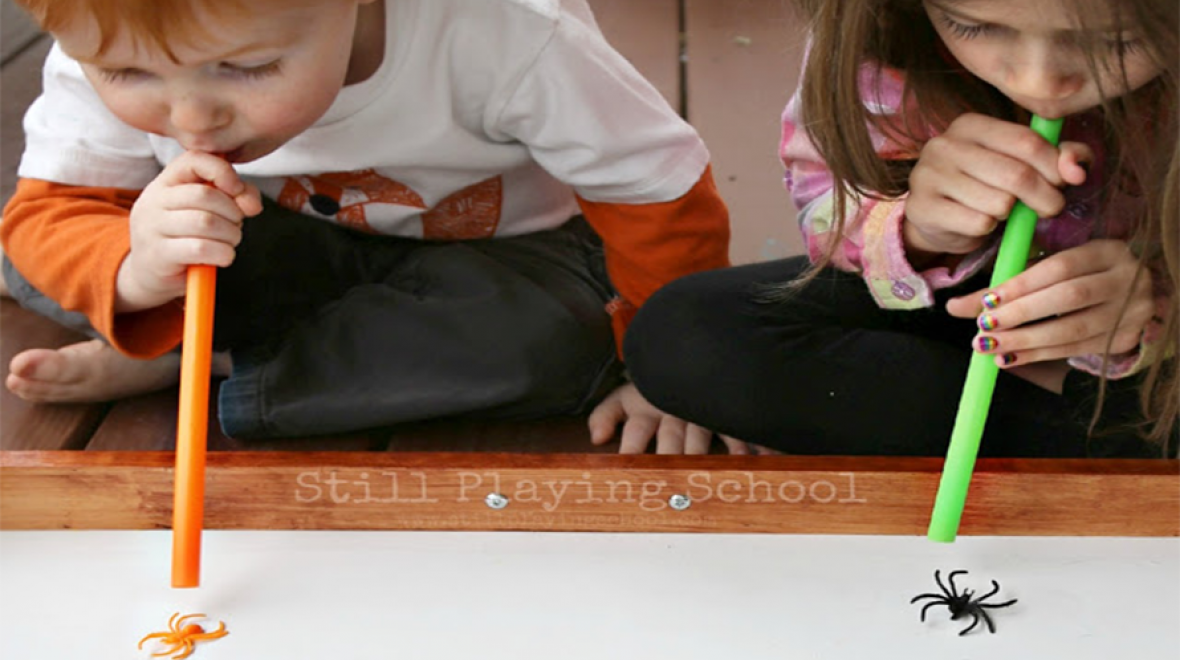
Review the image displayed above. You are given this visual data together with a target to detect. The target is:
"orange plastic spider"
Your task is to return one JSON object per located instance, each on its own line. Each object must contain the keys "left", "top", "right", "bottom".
{"left": 138, "top": 612, "right": 228, "bottom": 659}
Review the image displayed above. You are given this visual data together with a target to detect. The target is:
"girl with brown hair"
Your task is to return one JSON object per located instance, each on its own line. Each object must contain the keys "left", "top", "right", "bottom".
{"left": 626, "top": 0, "right": 1177, "bottom": 457}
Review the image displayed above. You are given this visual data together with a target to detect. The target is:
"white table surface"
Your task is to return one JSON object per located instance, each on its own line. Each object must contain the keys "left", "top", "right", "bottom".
{"left": 1, "top": 531, "right": 1177, "bottom": 659}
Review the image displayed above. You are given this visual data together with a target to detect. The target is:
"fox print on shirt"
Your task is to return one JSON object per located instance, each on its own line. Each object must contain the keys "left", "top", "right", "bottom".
{"left": 278, "top": 169, "right": 503, "bottom": 239}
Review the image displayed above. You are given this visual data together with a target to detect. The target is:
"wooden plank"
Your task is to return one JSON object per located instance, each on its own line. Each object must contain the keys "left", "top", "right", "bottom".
{"left": 0, "top": 300, "right": 108, "bottom": 450}
{"left": 588, "top": 0, "right": 681, "bottom": 112}
{"left": 1, "top": 0, "right": 40, "bottom": 64}
{"left": 86, "top": 386, "right": 381, "bottom": 451}
{"left": 685, "top": 0, "right": 808, "bottom": 264}
{"left": 3, "top": 451, "right": 1176, "bottom": 535}
{"left": 0, "top": 34, "right": 48, "bottom": 205}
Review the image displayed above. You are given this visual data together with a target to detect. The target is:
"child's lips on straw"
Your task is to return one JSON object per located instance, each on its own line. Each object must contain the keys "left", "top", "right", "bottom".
{"left": 209, "top": 147, "right": 245, "bottom": 163}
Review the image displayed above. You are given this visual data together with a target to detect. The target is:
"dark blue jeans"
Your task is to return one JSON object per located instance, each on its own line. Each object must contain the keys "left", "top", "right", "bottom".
{"left": 5, "top": 200, "right": 622, "bottom": 439}
{"left": 624, "top": 256, "right": 1170, "bottom": 458}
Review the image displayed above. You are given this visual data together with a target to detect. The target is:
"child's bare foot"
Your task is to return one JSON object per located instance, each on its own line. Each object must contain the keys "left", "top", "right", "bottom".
{"left": 6, "top": 339, "right": 181, "bottom": 403}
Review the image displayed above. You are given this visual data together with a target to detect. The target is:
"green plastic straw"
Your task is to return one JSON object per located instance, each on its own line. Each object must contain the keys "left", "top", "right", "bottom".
{"left": 927, "top": 115, "right": 1065, "bottom": 543}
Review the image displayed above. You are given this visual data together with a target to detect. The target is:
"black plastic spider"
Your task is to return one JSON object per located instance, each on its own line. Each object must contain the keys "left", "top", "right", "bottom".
{"left": 910, "top": 569, "right": 1018, "bottom": 635}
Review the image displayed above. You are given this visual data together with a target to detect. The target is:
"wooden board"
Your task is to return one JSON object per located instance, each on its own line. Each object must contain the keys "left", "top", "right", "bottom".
{"left": 685, "top": 0, "right": 808, "bottom": 264}
{"left": 0, "top": 34, "right": 48, "bottom": 204}
{"left": 588, "top": 0, "right": 681, "bottom": 112}
{"left": 0, "top": 0, "right": 40, "bottom": 64}
{"left": 3, "top": 451, "right": 1176, "bottom": 535}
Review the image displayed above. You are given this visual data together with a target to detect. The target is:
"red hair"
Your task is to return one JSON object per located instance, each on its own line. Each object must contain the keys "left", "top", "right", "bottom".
{"left": 13, "top": 0, "right": 297, "bottom": 61}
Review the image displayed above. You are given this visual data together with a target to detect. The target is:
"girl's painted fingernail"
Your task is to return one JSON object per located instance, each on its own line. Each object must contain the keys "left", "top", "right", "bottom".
{"left": 981, "top": 292, "right": 1001, "bottom": 310}
{"left": 976, "top": 336, "right": 1000, "bottom": 353}
{"left": 978, "top": 314, "right": 1000, "bottom": 331}
{"left": 998, "top": 353, "right": 1018, "bottom": 367}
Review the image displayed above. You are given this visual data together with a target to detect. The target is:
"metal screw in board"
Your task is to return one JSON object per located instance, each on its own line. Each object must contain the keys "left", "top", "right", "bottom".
{"left": 668, "top": 494, "right": 692, "bottom": 511}
{"left": 485, "top": 493, "right": 510, "bottom": 510}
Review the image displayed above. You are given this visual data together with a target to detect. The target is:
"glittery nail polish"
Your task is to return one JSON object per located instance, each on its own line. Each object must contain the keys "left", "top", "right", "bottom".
{"left": 976, "top": 336, "right": 999, "bottom": 353}
{"left": 981, "top": 292, "right": 1001, "bottom": 310}
{"left": 978, "top": 314, "right": 999, "bottom": 331}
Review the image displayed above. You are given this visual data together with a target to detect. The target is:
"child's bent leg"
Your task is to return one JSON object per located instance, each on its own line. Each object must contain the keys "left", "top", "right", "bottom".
{"left": 624, "top": 256, "right": 1097, "bottom": 458}
{"left": 2, "top": 256, "right": 183, "bottom": 402}
{"left": 217, "top": 218, "right": 621, "bottom": 439}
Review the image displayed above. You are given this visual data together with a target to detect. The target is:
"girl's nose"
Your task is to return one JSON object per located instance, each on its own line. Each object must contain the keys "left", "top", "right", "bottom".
{"left": 1006, "top": 48, "right": 1085, "bottom": 101}
{"left": 169, "top": 94, "right": 231, "bottom": 136}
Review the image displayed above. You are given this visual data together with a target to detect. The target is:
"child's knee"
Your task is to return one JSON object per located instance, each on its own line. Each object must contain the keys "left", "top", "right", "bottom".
{"left": 625, "top": 275, "right": 721, "bottom": 364}
{"left": 495, "top": 309, "right": 619, "bottom": 416}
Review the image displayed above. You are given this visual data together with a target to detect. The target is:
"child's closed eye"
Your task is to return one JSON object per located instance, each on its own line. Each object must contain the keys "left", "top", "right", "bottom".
{"left": 218, "top": 60, "right": 283, "bottom": 80}
{"left": 1104, "top": 36, "right": 1145, "bottom": 56}
{"left": 99, "top": 67, "right": 151, "bottom": 83}
{"left": 937, "top": 13, "right": 997, "bottom": 40}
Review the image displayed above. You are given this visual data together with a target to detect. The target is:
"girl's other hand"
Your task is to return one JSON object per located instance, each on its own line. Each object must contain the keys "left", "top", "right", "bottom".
{"left": 905, "top": 113, "right": 1092, "bottom": 261}
{"left": 947, "top": 240, "right": 1154, "bottom": 367}
{"left": 588, "top": 383, "right": 750, "bottom": 455}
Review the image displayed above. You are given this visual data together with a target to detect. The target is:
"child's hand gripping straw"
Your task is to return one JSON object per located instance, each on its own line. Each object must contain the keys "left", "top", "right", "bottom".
{"left": 173, "top": 264, "right": 216, "bottom": 588}
{"left": 927, "top": 115, "right": 1064, "bottom": 543}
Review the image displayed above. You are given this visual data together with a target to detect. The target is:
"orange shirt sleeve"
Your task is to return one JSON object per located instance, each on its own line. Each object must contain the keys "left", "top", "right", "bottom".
{"left": 576, "top": 165, "right": 731, "bottom": 355}
{"left": 1, "top": 178, "right": 183, "bottom": 358}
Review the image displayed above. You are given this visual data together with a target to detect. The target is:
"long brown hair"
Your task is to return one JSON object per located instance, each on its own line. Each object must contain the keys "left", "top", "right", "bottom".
{"left": 792, "top": 0, "right": 1178, "bottom": 447}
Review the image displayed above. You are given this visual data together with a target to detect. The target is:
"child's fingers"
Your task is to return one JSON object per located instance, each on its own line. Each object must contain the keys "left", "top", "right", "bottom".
{"left": 236, "top": 182, "right": 264, "bottom": 217}
{"left": 948, "top": 114, "right": 1066, "bottom": 186}
{"left": 911, "top": 142, "right": 1021, "bottom": 222}
{"left": 1057, "top": 141, "right": 1094, "bottom": 186}
{"left": 910, "top": 195, "right": 998, "bottom": 236}
{"left": 162, "top": 185, "right": 249, "bottom": 224}
{"left": 618, "top": 415, "right": 659, "bottom": 454}
{"left": 963, "top": 149, "right": 1066, "bottom": 219}
{"left": 938, "top": 170, "right": 1022, "bottom": 223}
{"left": 979, "top": 324, "right": 1144, "bottom": 368}
{"left": 159, "top": 236, "right": 239, "bottom": 269}
{"left": 974, "top": 302, "right": 1151, "bottom": 365}
{"left": 654, "top": 417, "right": 687, "bottom": 455}
{"left": 157, "top": 210, "right": 245, "bottom": 248}
{"left": 587, "top": 394, "right": 623, "bottom": 445}
{"left": 157, "top": 151, "right": 246, "bottom": 197}
{"left": 946, "top": 287, "right": 991, "bottom": 318}
{"left": 977, "top": 270, "right": 1129, "bottom": 330}
{"left": 983, "top": 241, "right": 1140, "bottom": 322}
{"left": 682, "top": 423, "right": 713, "bottom": 455}
{"left": 718, "top": 434, "right": 751, "bottom": 455}
{"left": 903, "top": 198, "right": 996, "bottom": 254}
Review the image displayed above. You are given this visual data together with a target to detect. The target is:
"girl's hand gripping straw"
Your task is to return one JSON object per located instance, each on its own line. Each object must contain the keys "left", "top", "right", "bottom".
{"left": 927, "top": 115, "right": 1065, "bottom": 543}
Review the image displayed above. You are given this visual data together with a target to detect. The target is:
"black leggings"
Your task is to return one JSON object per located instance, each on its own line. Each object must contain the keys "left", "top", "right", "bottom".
{"left": 624, "top": 257, "right": 1166, "bottom": 458}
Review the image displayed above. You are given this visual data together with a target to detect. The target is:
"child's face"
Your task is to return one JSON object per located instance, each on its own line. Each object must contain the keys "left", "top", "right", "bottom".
{"left": 923, "top": 0, "right": 1164, "bottom": 118}
{"left": 54, "top": 0, "right": 373, "bottom": 163}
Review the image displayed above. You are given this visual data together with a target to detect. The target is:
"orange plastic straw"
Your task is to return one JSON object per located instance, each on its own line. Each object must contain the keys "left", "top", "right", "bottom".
{"left": 172, "top": 264, "right": 216, "bottom": 588}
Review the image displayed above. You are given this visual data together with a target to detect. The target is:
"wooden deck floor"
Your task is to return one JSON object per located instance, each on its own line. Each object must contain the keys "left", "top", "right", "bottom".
{"left": 0, "top": 0, "right": 807, "bottom": 453}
